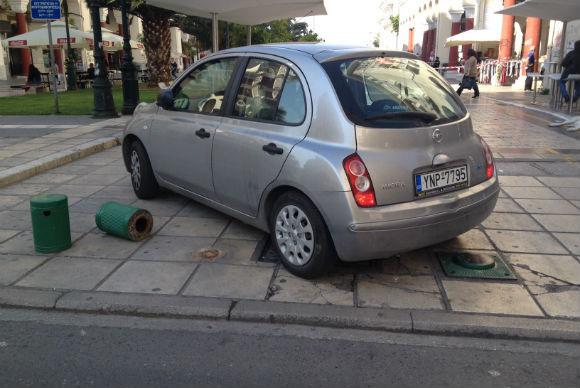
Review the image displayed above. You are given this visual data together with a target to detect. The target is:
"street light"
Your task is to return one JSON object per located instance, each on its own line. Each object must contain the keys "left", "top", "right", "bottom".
{"left": 86, "top": 0, "right": 117, "bottom": 118}
{"left": 63, "top": 0, "right": 77, "bottom": 91}
{"left": 120, "top": 0, "right": 139, "bottom": 114}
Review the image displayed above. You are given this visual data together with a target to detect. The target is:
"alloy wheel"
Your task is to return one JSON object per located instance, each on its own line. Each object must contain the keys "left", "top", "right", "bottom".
{"left": 275, "top": 205, "right": 315, "bottom": 266}
{"left": 130, "top": 149, "right": 141, "bottom": 191}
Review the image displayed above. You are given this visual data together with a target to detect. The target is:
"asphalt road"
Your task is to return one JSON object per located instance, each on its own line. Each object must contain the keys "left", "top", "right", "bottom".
{"left": 0, "top": 308, "right": 579, "bottom": 388}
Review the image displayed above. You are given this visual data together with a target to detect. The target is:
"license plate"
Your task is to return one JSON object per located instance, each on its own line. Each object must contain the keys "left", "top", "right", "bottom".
{"left": 415, "top": 165, "right": 468, "bottom": 197}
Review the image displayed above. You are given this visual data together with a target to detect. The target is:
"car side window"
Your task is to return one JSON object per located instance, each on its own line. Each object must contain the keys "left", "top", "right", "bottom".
{"left": 172, "top": 57, "right": 237, "bottom": 114}
{"left": 233, "top": 59, "right": 306, "bottom": 125}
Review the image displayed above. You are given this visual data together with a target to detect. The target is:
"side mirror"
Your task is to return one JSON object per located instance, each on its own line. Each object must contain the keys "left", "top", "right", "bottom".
{"left": 157, "top": 89, "right": 174, "bottom": 110}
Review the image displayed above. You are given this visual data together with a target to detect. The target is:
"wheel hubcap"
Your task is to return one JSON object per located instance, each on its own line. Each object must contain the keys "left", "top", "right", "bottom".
{"left": 275, "top": 205, "right": 314, "bottom": 266}
{"left": 130, "top": 150, "right": 141, "bottom": 190}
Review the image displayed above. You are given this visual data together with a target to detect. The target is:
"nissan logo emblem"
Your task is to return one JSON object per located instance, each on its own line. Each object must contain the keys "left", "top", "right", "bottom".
{"left": 432, "top": 129, "right": 443, "bottom": 143}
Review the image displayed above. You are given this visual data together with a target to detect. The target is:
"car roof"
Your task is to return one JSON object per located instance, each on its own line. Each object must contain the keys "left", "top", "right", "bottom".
{"left": 218, "top": 43, "right": 419, "bottom": 63}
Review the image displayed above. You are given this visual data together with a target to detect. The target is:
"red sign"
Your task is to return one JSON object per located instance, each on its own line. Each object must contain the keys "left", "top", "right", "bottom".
{"left": 57, "top": 37, "right": 76, "bottom": 44}
{"left": 9, "top": 40, "right": 27, "bottom": 47}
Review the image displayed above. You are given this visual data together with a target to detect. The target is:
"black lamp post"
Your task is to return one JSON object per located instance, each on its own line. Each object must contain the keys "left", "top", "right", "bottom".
{"left": 120, "top": 0, "right": 139, "bottom": 114}
{"left": 63, "top": 0, "right": 77, "bottom": 91}
{"left": 86, "top": 0, "right": 117, "bottom": 118}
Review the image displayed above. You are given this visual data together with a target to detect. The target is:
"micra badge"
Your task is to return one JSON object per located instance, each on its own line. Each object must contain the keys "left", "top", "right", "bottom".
{"left": 432, "top": 128, "right": 443, "bottom": 143}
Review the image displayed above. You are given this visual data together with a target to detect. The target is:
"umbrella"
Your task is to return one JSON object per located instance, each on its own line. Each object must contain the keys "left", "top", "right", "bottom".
{"left": 2, "top": 21, "right": 92, "bottom": 49}
{"left": 445, "top": 29, "right": 500, "bottom": 47}
{"left": 87, "top": 27, "right": 144, "bottom": 52}
{"left": 143, "top": 0, "right": 327, "bottom": 51}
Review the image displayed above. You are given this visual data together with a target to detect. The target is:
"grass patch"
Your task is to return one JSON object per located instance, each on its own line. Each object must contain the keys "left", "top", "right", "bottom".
{"left": 0, "top": 86, "right": 159, "bottom": 115}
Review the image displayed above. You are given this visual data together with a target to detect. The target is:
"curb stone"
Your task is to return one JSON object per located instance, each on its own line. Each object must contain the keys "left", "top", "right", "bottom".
{"left": 0, "top": 287, "right": 62, "bottom": 309}
{"left": 1, "top": 287, "right": 580, "bottom": 343}
{"left": 0, "top": 136, "right": 120, "bottom": 188}
{"left": 55, "top": 291, "right": 232, "bottom": 320}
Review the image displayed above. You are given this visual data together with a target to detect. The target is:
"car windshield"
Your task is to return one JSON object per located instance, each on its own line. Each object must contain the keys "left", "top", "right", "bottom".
{"left": 322, "top": 56, "right": 467, "bottom": 128}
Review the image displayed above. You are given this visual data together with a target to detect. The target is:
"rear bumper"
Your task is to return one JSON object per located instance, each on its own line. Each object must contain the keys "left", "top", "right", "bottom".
{"left": 324, "top": 177, "right": 499, "bottom": 262}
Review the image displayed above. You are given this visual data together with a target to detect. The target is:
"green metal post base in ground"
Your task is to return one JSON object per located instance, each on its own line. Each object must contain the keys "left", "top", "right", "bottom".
{"left": 30, "top": 194, "right": 72, "bottom": 253}
{"left": 437, "top": 251, "right": 516, "bottom": 280}
{"left": 96, "top": 201, "right": 153, "bottom": 241}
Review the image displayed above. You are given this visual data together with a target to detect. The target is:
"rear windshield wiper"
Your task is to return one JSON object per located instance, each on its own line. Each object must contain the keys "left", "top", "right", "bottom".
{"left": 363, "top": 111, "right": 437, "bottom": 123}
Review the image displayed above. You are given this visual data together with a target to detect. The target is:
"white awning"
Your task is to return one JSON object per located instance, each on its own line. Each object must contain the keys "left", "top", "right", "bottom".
{"left": 143, "top": 0, "right": 327, "bottom": 25}
{"left": 445, "top": 29, "right": 500, "bottom": 47}
{"left": 2, "top": 21, "right": 92, "bottom": 49}
{"left": 496, "top": 0, "right": 580, "bottom": 22}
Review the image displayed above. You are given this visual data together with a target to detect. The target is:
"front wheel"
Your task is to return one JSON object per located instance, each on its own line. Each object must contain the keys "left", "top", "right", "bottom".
{"left": 129, "top": 141, "right": 159, "bottom": 199}
{"left": 270, "top": 191, "right": 335, "bottom": 279}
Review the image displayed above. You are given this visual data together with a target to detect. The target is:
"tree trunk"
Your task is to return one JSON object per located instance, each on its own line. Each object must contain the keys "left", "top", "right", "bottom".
{"left": 142, "top": 11, "right": 171, "bottom": 87}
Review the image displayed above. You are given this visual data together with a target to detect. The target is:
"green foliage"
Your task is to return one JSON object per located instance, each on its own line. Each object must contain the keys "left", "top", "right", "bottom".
{"left": 389, "top": 14, "right": 399, "bottom": 34}
{"left": 372, "top": 34, "right": 380, "bottom": 48}
{"left": 173, "top": 17, "right": 320, "bottom": 50}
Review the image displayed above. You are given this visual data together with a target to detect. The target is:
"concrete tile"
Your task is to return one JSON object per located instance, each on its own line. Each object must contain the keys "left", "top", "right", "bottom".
{"left": 380, "top": 249, "right": 434, "bottom": 275}
{"left": 70, "top": 197, "right": 136, "bottom": 214}
{"left": 177, "top": 201, "right": 228, "bottom": 219}
{"left": 502, "top": 186, "right": 562, "bottom": 200}
{"left": 158, "top": 217, "right": 228, "bottom": 238}
{"left": 554, "top": 233, "right": 580, "bottom": 255}
{"left": 269, "top": 269, "right": 354, "bottom": 305}
{"left": 443, "top": 281, "right": 543, "bottom": 316}
{"left": 17, "top": 257, "right": 118, "bottom": 290}
{"left": 552, "top": 187, "right": 580, "bottom": 201}
{"left": 132, "top": 196, "right": 189, "bottom": 217}
{"left": 493, "top": 198, "right": 525, "bottom": 213}
{"left": 132, "top": 236, "right": 215, "bottom": 262}
{"left": 438, "top": 229, "right": 494, "bottom": 250}
{"left": 0, "top": 184, "right": 51, "bottom": 196}
{"left": 51, "top": 164, "right": 97, "bottom": 175}
{"left": 50, "top": 184, "right": 105, "bottom": 198}
{"left": 0, "top": 210, "right": 32, "bottom": 230}
{"left": 514, "top": 199, "right": 580, "bottom": 215}
{"left": 109, "top": 176, "right": 132, "bottom": 187}
{"left": 0, "top": 231, "right": 47, "bottom": 255}
{"left": 11, "top": 196, "right": 82, "bottom": 211}
{"left": 0, "top": 195, "right": 25, "bottom": 210}
{"left": 90, "top": 185, "right": 137, "bottom": 200}
{"left": 92, "top": 164, "right": 129, "bottom": 175}
{"left": 537, "top": 177, "right": 580, "bottom": 188}
{"left": 532, "top": 214, "right": 580, "bottom": 233}
{"left": 62, "top": 232, "right": 144, "bottom": 259}
{"left": 486, "top": 230, "right": 568, "bottom": 254}
{"left": 529, "top": 286, "right": 580, "bottom": 318}
{"left": 482, "top": 213, "right": 543, "bottom": 231}
{"left": 0, "top": 229, "right": 20, "bottom": 243}
{"left": 67, "top": 174, "right": 126, "bottom": 186}
{"left": 573, "top": 201, "right": 580, "bottom": 209}
{"left": 69, "top": 212, "right": 98, "bottom": 233}
{"left": 98, "top": 261, "right": 196, "bottom": 295}
{"left": 221, "top": 221, "right": 265, "bottom": 241}
{"left": 25, "top": 173, "right": 78, "bottom": 185}
{"left": 357, "top": 274, "right": 443, "bottom": 310}
{"left": 184, "top": 263, "right": 273, "bottom": 300}
{"left": 210, "top": 239, "right": 262, "bottom": 265}
{"left": 509, "top": 254, "right": 580, "bottom": 286}
{"left": 499, "top": 176, "right": 542, "bottom": 187}
{"left": 0, "top": 254, "right": 47, "bottom": 285}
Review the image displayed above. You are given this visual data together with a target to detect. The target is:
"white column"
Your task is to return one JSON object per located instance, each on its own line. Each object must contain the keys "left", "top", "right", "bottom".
{"left": 211, "top": 13, "right": 219, "bottom": 53}
{"left": 0, "top": 41, "right": 7, "bottom": 80}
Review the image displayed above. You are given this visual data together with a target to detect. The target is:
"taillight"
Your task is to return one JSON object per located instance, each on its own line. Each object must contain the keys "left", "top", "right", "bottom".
{"left": 480, "top": 137, "right": 495, "bottom": 179}
{"left": 343, "top": 154, "right": 376, "bottom": 207}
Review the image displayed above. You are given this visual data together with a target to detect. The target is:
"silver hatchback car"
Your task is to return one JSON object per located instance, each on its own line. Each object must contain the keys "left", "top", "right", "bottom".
{"left": 123, "top": 43, "right": 499, "bottom": 278}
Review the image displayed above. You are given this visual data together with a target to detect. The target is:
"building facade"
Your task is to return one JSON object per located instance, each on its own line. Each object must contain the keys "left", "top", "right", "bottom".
{"left": 0, "top": 0, "right": 187, "bottom": 80}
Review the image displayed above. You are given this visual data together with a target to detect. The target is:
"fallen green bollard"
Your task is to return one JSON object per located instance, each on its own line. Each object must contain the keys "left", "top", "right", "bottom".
{"left": 95, "top": 201, "right": 153, "bottom": 241}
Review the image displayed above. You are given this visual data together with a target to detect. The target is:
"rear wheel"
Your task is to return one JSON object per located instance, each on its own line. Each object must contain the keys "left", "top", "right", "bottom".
{"left": 270, "top": 191, "right": 334, "bottom": 279}
{"left": 129, "top": 141, "right": 159, "bottom": 199}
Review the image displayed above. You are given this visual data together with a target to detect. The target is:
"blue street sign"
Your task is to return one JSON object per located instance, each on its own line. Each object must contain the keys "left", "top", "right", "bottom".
{"left": 30, "top": 0, "right": 61, "bottom": 20}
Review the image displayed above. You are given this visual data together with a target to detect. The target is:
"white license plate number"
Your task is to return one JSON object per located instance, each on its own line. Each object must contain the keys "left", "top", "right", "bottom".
{"left": 415, "top": 166, "right": 468, "bottom": 197}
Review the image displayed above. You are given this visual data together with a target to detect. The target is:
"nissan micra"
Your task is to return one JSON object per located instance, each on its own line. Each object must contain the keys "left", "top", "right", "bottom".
{"left": 123, "top": 43, "right": 499, "bottom": 278}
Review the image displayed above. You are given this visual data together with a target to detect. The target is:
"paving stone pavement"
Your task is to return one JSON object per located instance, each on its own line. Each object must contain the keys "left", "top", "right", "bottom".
{"left": 1, "top": 99, "right": 580, "bottom": 321}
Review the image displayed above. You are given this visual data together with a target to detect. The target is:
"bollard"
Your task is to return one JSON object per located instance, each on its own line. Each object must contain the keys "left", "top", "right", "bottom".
{"left": 95, "top": 201, "right": 153, "bottom": 241}
{"left": 30, "top": 194, "right": 72, "bottom": 253}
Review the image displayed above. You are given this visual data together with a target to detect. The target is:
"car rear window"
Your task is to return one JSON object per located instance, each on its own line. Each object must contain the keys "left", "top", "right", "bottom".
{"left": 322, "top": 56, "right": 467, "bottom": 128}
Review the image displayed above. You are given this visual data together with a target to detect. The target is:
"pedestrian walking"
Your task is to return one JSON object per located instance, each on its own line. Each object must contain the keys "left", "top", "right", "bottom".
{"left": 560, "top": 40, "right": 580, "bottom": 103}
{"left": 456, "top": 48, "right": 479, "bottom": 98}
{"left": 524, "top": 47, "right": 535, "bottom": 91}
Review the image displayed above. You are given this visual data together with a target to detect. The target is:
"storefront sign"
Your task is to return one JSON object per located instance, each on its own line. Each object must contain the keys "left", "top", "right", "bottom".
{"left": 8, "top": 40, "right": 27, "bottom": 47}
{"left": 30, "top": 0, "right": 62, "bottom": 20}
{"left": 56, "top": 37, "right": 76, "bottom": 44}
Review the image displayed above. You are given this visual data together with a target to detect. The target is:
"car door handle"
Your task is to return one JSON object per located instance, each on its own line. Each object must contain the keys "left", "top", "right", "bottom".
{"left": 262, "top": 143, "right": 284, "bottom": 155}
{"left": 195, "top": 128, "right": 211, "bottom": 139}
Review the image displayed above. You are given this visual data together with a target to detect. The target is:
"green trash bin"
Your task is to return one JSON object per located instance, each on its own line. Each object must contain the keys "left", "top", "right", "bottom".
{"left": 95, "top": 201, "right": 153, "bottom": 241}
{"left": 30, "top": 194, "right": 72, "bottom": 253}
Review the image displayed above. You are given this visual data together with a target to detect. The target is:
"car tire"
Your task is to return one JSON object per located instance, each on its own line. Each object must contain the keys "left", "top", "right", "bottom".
{"left": 270, "top": 191, "right": 335, "bottom": 279}
{"left": 129, "top": 140, "right": 159, "bottom": 199}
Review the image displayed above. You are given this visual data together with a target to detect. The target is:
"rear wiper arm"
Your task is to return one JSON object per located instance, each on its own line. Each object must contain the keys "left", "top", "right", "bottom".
{"left": 363, "top": 111, "right": 437, "bottom": 122}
